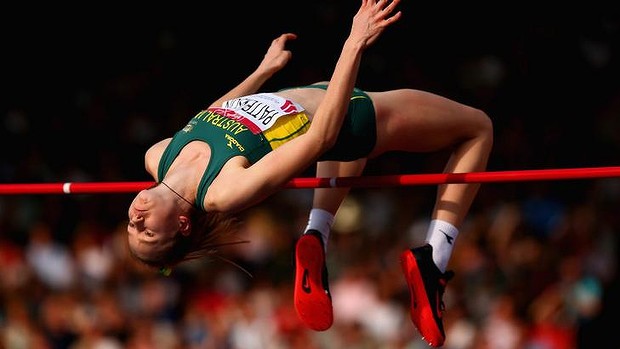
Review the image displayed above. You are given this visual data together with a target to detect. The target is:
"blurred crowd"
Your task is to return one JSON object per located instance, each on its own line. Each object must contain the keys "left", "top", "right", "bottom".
{"left": 1, "top": 2, "right": 620, "bottom": 348}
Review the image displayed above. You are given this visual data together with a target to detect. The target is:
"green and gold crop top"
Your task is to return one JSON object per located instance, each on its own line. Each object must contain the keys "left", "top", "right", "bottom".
{"left": 157, "top": 93, "right": 310, "bottom": 210}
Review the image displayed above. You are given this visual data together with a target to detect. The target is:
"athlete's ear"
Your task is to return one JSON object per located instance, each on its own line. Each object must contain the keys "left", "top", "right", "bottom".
{"left": 179, "top": 215, "right": 191, "bottom": 236}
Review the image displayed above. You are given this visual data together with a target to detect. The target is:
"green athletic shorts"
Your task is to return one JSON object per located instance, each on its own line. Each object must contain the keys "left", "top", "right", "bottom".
{"left": 283, "top": 84, "right": 377, "bottom": 161}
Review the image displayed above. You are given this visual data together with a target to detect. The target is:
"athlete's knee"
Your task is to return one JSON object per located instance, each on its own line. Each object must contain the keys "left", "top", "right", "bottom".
{"left": 472, "top": 107, "right": 492, "bottom": 130}
{"left": 471, "top": 108, "right": 494, "bottom": 149}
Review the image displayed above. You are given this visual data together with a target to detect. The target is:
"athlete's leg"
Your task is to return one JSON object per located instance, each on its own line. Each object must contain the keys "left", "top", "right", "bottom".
{"left": 294, "top": 159, "right": 366, "bottom": 331}
{"left": 368, "top": 88, "right": 493, "bottom": 261}
{"left": 306, "top": 159, "right": 367, "bottom": 249}
{"left": 368, "top": 89, "right": 493, "bottom": 347}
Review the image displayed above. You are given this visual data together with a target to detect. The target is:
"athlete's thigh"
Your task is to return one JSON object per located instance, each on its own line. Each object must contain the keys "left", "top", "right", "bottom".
{"left": 367, "top": 89, "right": 487, "bottom": 156}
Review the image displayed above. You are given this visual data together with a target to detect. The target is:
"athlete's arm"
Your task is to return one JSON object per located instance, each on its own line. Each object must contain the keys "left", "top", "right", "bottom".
{"left": 308, "top": 0, "right": 401, "bottom": 148}
{"left": 209, "top": 33, "right": 297, "bottom": 108}
{"left": 206, "top": 0, "right": 401, "bottom": 212}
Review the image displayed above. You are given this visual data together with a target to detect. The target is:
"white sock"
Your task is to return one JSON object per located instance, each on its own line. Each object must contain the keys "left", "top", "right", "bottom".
{"left": 304, "top": 208, "right": 334, "bottom": 253}
{"left": 425, "top": 219, "right": 459, "bottom": 273}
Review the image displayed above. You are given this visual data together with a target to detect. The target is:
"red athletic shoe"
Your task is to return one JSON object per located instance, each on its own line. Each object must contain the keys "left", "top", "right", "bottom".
{"left": 294, "top": 230, "right": 333, "bottom": 331}
{"left": 400, "top": 244, "right": 454, "bottom": 347}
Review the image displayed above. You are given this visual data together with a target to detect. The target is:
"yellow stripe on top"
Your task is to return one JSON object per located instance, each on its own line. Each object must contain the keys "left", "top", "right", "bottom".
{"left": 263, "top": 112, "right": 311, "bottom": 150}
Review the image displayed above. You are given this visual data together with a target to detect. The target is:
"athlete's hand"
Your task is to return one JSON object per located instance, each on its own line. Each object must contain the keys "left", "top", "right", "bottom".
{"left": 349, "top": 0, "right": 402, "bottom": 48}
{"left": 257, "top": 33, "right": 297, "bottom": 76}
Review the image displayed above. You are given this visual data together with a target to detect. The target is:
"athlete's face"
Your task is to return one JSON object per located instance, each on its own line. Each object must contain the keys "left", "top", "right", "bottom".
{"left": 127, "top": 186, "right": 180, "bottom": 261}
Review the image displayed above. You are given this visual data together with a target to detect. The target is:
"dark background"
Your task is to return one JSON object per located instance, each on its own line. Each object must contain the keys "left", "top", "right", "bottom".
{"left": 2, "top": 3, "right": 619, "bottom": 178}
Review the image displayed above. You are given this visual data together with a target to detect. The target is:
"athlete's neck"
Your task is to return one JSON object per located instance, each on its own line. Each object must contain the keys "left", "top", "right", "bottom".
{"left": 160, "top": 181, "right": 194, "bottom": 208}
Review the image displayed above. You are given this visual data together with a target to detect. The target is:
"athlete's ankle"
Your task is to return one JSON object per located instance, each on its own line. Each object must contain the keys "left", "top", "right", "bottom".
{"left": 304, "top": 208, "right": 334, "bottom": 252}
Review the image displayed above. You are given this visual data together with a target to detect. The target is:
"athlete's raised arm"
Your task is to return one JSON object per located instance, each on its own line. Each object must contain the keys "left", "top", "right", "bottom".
{"left": 208, "top": 0, "right": 402, "bottom": 212}
{"left": 209, "top": 33, "right": 297, "bottom": 108}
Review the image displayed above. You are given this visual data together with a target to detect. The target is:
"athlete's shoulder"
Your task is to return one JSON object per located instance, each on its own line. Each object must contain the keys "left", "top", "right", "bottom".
{"left": 145, "top": 138, "right": 171, "bottom": 177}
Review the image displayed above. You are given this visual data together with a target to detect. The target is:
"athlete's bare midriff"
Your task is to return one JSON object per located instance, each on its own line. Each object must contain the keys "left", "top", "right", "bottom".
{"left": 274, "top": 87, "right": 327, "bottom": 120}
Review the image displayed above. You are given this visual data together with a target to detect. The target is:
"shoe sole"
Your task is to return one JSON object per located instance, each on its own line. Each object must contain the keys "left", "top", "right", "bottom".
{"left": 294, "top": 234, "right": 333, "bottom": 331}
{"left": 400, "top": 250, "right": 445, "bottom": 347}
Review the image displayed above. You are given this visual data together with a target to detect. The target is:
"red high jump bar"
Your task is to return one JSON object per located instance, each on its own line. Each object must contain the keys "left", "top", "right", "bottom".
{"left": 0, "top": 166, "right": 619, "bottom": 195}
